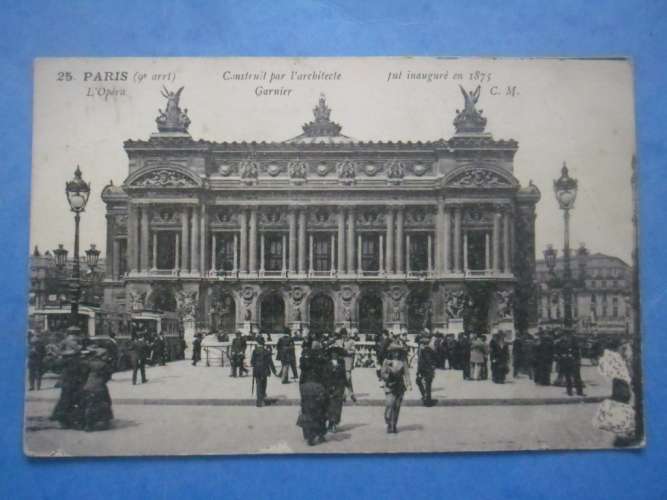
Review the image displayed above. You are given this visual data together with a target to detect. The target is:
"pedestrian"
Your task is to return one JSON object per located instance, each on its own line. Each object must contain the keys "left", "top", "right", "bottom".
{"left": 343, "top": 329, "right": 357, "bottom": 403}
{"left": 152, "top": 332, "right": 166, "bottom": 366}
{"left": 469, "top": 334, "right": 488, "bottom": 381}
{"left": 230, "top": 331, "right": 247, "bottom": 377}
{"left": 28, "top": 332, "right": 46, "bottom": 391}
{"left": 129, "top": 333, "right": 149, "bottom": 384}
{"left": 276, "top": 330, "right": 297, "bottom": 383}
{"left": 325, "top": 346, "right": 348, "bottom": 433}
{"left": 512, "top": 334, "right": 523, "bottom": 378}
{"left": 380, "top": 340, "right": 411, "bottom": 434}
{"left": 250, "top": 336, "right": 277, "bottom": 407}
{"left": 553, "top": 330, "right": 567, "bottom": 387}
{"left": 536, "top": 330, "right": 554, "bottom": 386}
{"left": 522, "top": 333, "right": 536, "bottom": 380}
{"left": 561, "top": 335, "right": 586, "bottom": 396}
{"left": 80, "top": 346, "right": 114, "bottom": 432}
{"left": 490, "top": 332, "right": 510, "bottom": 384}
{"left": 416, "top": 335, "right": 437, "bottom": 406}
{"left": 50, "top": 338, "right": 89, "bottom": 430}
{"left": 192, "top": 333, "right": 202, "bottom": 366}
{"left": 297, "top": 341, "right": 329, "bottom": 446}
{"left": 460, "top": 332, "right": 472, "bottom": 380}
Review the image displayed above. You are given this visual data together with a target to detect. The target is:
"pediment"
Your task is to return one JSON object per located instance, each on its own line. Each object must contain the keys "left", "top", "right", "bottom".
{"left": 125, "top": 164, "right": 202, "bottom": 189}
{"left": 445, "top": 165, "right": 518, "bottom": 189}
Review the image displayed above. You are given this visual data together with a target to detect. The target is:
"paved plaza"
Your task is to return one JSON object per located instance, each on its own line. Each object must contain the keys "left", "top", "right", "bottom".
{"left": 24, "top": 361, "right": 615, "bottom": 456}
{"left": 26, "top": 360, "right": 611, "bottom": 406}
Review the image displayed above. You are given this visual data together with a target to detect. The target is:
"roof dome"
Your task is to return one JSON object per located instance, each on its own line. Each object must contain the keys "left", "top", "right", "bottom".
{"left": 285, "top": 94, "right": 356, "bottom": 144}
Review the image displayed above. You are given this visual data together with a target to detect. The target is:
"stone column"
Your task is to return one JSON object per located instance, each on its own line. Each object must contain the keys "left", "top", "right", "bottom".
{"left": 463, "top": 232, "right": 468, "bottom": 272}
{"left": 485, "top": 232, "right": 490, "bottom": 270}
{"left": 453, "top": 206, "right": 462, "bottom": 273}
{"left": 175, "top": 233, "right": 180, "bottom": 271}
{"left": 428, "top": 234, "right": 433, "bottom": 273}
{"left": 260, "top": 232, "right": 265, "bottom": 273}
{"left": 436, "top": 201, "right": 445, "bottom": 274}
{"left": 357, "top": 234, "right": 362, "bottom": 273}
{"left": 105, "top": 214, "right": 113, "bottom": 277}
{"left": 288, "top": 209, "right": 297, "bottom": 273}
{"left": 282, "top": 234, "right": 287, "bottom": 274}
{"left": 181, "top": 208, "right": 189, "bottom": 272}
{"left": 330, "top": 233, "right": 336, "bottom": 274}
{"left": 493, "top": 212, "right": 501, "bottom": 273}
{"left": 140, "top": 207, "right": 149, "bottom": 272}
{"left": 503, "top": 211, "right": 511, "bottom": 273}
{"left": 211, "top": 233, "right": 217, "bottom": 271}
{"left": 152, "top": 231, "right": 158, "bottom": 270}
{"left": 239, "top": 209, "right": 248, "bottom": 273}
{"left": 347, "top": 209, "right": 355, "bottom": 274}
{"left": 443, "top": 208, "right": 451, "bottom": 273}
{"left": 396, "top": 207, "right": 404, "bottom": 273}
{"left": 127, "top": 204, "right": 136, "bottom": 272}
{"left": 406, "top": 234, "right": 411, "bottom": 273}
{"left": 200, "top": 205, "right": 207, "bottom": 274}
{"left": 298, "top": 210, "right": 306, "bottom": 274}
{"left": 385, "top": 209, "right": 394, "bottom": 274}
{"left": 191, "top": 206, "right": 200, "bottom": 273}
{"left": 233, "top": 233, "right": 238, "bottom": 273}
{"left": 249, "top": 208, "right": 257, "bottom": 273}
{"left": 337, "top": 210, "right": 346, "bottom": 274}
{"left": 112, "top": 240, "right": 120, "bottom": 279}
{"left": 309, "top": 234, "right": 314, "bottom": 274}
{"left": 379, "top": 234, "right": 384, "bottom": 274}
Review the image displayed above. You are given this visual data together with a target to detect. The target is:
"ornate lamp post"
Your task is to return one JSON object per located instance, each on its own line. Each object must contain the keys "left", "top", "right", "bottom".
{"left": 65, "top": 166, "right": 91, "bottom": 329}
{"left": 85, "top": 243, "right": 101, "bottom": 271}
{"left": 553, "top": 162, "right": 578, "bottom": 331}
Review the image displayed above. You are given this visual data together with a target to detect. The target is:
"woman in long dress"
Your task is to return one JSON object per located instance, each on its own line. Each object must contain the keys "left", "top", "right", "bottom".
{"left": 470, "top": 334, "right": 488, "bottom": 381}
{"left": 298, "top": 341, "right": 329, "bottom": 446}
{"left": 81, "top": 346, "right": 114, "bottom": 431}
{"left": 380, "top": 341, "right": 412, "bottom": 434}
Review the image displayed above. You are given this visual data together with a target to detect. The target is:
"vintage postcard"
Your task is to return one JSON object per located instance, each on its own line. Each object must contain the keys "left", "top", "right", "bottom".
{"left": 25, "top": 57, "right": 642, "bottom": 456}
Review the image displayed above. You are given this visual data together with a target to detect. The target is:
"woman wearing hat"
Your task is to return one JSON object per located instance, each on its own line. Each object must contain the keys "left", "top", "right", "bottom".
{"left": 297, "top": 341, "right": 328, "bottom": 446}
{"left": 325, "top": 346, "right": 348, "bottom": 433}
{"left": 50, "top": 341, "right": 89, "bottom": 429}
{"left": 380, "top": 339, "right": 412, "bottom": 433}
{"left": 81, "top": 346, "right": 114, "bottom": 431}
{"left": 470, "top": 334, "right": 488, "bottom": 381}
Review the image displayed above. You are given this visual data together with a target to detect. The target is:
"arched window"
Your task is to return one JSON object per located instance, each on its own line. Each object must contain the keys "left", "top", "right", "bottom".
{"left": 260, "top": 292, "right": 285, "bottom": 333}
{"left": 358, "top": 292, "right": 383, "bottom": 334}
{"left": 309, "top": 293, "right": 335, "bottom": 334}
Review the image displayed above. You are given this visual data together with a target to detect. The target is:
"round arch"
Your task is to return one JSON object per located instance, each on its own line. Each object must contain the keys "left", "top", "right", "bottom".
{"left": 146, "top": 284, "right": 177, "bottom": 312}
{"left": 309, "top": 292, "right": 335, "bottom": 334}
{"left": 211, "top": 288, "right": 236, "bottom": 334}
{"left": 358, "top": 291, "right": 384, "bottom": 334}
{"left": 259, "top": 290, "right": 286, "bottom": 334}
{"left": 406, "top": 287, "right": 432, "bottom": 334}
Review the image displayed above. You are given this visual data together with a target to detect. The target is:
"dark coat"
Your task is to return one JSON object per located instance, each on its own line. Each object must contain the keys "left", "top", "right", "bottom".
{"left": 417, "top": 345, "right": 437, "bottom": 376}
{"left": 251, "top": 345, "right": 276, "bottom": 377}
{"left": 276, "top": 335, "right": 296, "bottom": 363}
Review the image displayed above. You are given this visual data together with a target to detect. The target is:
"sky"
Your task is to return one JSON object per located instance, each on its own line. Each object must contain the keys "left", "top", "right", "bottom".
{"left": 31, "top": 57, "right": 636, "bottom": 263}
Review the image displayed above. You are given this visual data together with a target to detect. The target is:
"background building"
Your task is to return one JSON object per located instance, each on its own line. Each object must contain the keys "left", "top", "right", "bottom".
{"left": 536, "top": 244, "right": 634, "bottom": 336}
{"left": 101, "top": 88, "right": 541, "bottom": 345}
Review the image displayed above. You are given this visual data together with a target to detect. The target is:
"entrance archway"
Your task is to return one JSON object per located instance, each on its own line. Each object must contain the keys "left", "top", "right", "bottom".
{"left": 309, "top": 293, "right": 335, "bottom": 334}
{"left": 358, "top": 292, "right": 383, "bottom": 334}
{"left": 212, "top": 290, "right": 236, "bottom": 334}
{"left": 407, "top": 288, "right": 431, "bottom": 334}
{"left": 260, "top": 291, "right": 285, "bottom": 334}
{"left": 463, "top": 283, "right": 492, "bottom": 334}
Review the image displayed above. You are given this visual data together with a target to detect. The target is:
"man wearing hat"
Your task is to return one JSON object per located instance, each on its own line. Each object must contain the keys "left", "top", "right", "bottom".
{"left": 276, "top": 329, "right": 298, "bottom": 383}
{"left": 416, "top": 334, "right": 438, "bottom": 406}
{"left": 192, "top": 332, "right": 202, "bottom": 367}
{"left": 250, "top": 336, "right": 277, "bottom": 407}
{"left": 129, "top": 332, "right": 149, "bottom": 384}
{"left": 230, "top": 331, "right": 248, "bottom": 377}
{"left": 27, "top": 332, "right": 46, "bottom": 391}
{"left": 297, "top": 340, "right": 328, "bottom": 445}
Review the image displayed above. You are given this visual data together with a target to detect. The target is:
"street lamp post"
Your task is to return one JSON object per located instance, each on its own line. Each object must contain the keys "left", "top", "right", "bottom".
{"left": 64, "top": 166, "right": 91, "bottom": 330}
{"left": 553, "top": 162, "right": 578, "bottom": 331}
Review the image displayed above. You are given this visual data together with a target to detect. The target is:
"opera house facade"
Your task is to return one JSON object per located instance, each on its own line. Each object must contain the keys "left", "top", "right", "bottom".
{"left": 101, "top": 88, "right": 541, "bottom": 343}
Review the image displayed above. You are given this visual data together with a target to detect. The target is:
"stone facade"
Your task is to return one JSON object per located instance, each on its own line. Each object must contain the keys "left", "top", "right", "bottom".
{"left": 101, "top": 88, "right": 540, "bottom": 343}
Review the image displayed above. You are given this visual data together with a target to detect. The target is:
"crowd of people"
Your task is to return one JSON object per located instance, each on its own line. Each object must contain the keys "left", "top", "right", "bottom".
{"left": 33, "top": 320, "right": 595, "bottom": 438}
